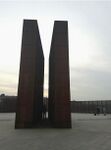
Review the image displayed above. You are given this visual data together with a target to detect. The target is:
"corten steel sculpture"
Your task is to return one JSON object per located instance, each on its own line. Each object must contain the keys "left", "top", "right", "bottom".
{"left": 15, "top": 19, "right": 71, "bottom": 128}
{"left": 15, "top": 20, "right": 44, "bottom": 128}
{"left": 48, "top": 21, "right": 71, "bottom": 128}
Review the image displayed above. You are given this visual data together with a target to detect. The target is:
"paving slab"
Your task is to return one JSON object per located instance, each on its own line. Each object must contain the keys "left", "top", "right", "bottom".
{"left": 0, "top": 113, "right": 111, "bottom": 150}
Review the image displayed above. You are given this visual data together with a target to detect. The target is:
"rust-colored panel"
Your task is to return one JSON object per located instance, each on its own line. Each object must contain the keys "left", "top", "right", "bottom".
{"left": 48, "top": 21, "right": 71, "bottom": 128}
{"left": 15, "top": 20, "right": 44, "bottom": 128}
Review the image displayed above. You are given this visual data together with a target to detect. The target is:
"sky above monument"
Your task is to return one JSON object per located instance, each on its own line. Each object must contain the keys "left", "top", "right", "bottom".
{"left": 0, "top": 0, "right": 111, "bottom": 100}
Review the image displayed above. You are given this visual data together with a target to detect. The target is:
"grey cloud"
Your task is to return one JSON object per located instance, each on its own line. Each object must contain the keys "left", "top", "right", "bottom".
{"left": 70, "top": 67, "right": 111, "bottom": 100}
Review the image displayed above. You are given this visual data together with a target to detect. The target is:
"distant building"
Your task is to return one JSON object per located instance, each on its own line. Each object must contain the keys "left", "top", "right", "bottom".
{"left": 0, "top": 95, "right": 111, "bottom": 114}
{"left": 0, "top": 95, "right": 17, "bottom": 112}
{"left": 71, "top": 100, "right": 111, "bottom": 114}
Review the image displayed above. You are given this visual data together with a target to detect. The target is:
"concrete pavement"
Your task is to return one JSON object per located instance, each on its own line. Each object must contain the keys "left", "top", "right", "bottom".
{"left": 0, "top": 113, "right": 111, "bottom": 150}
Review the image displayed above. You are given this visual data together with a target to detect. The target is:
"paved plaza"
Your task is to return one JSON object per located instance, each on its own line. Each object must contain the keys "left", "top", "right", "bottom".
{"left": 0, "top": 113, "right": 111, "bottom": 150}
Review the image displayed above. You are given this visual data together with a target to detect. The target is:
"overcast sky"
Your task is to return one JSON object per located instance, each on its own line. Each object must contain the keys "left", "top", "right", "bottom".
{"left": 0, "top": 0, "right": 111, "bottom": 100}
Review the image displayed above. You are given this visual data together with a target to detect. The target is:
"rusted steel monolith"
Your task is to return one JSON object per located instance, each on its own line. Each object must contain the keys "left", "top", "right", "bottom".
{"left": 15, "top": 20, "right": 44, "bottom": 128}
{"left": 48, "top": 21, "right": 71, "bottom": 128}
